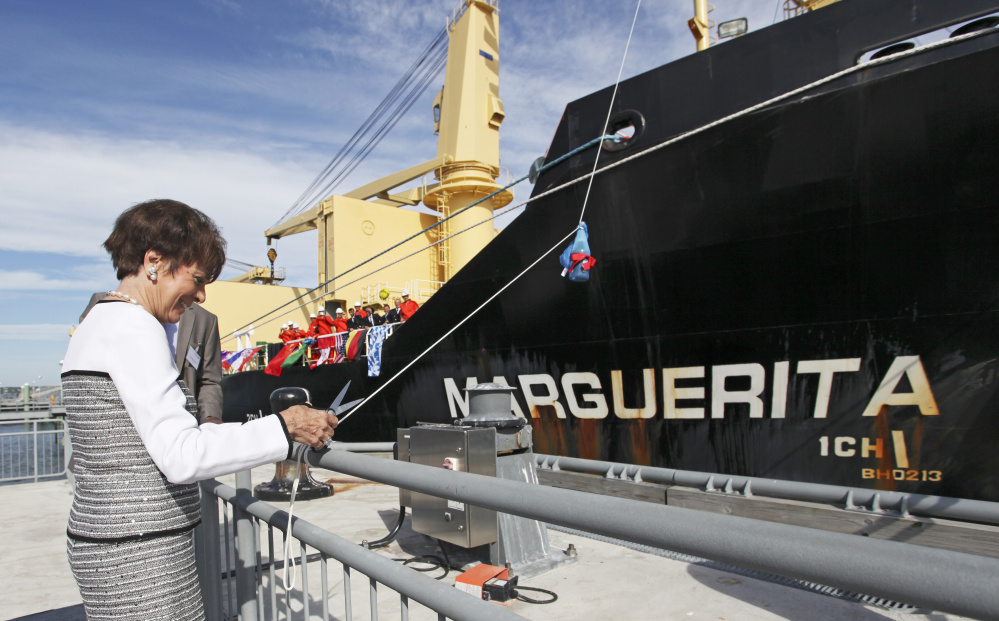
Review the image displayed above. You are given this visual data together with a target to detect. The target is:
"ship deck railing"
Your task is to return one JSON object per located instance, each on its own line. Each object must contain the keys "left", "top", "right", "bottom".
{"left": 0, "top": 402, "right": 64, "bottom": 413}
{"left": 198, "top": 455, "right": 526, "bottom": 621}
{"left": 196, "top": 443, "right": 999, "bottom": 621}
{"left": 532, "top": 453, "right": 999, "bottom": 526}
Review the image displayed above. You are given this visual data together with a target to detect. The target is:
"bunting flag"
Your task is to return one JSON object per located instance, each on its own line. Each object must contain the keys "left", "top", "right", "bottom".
{"left": 309, "top": 347, "right": 331, "bottom": 370}
{"left": 234, "top": 346, "right": 263, "bottom": 371}
{"left": 221, "top": 350, "right": 241, "bottom": 371}
{"left": 345, "top": 329, "right": 366, "bottom": 361}
{"left": 332, "top": 333, "right": 346, "bottom": 363}
{"left": 283, "top": 343, "right": 306, "bottom": 367}
{"left": 367, "top": 325, "right": 391, "bottom": 377}
{"left": 264, "top": 343, "right": 305, "bottom": 376}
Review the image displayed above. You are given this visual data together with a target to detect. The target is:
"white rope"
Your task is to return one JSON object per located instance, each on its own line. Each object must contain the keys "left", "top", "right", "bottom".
{"left": 248, "top": 26, "right": 986, "bottom": 348}
{"left": 225, "top": 23, "right": 994, "bottom": 350}
{"left": 578, "top": 0, "right": 642, "bottom": 226}
{"left": 282, "top": 449, "right": 304, "bottom": 591}
{"left": 333, "top": 25, "right": 997, "bottom": 425}
{"left": 337, "top": 227, "right": 577, "bottom": 425}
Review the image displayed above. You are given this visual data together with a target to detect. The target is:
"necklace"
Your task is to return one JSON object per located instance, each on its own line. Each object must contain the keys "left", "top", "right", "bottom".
{"left": 107, "top": 290, "right": 139, "bottom": 305}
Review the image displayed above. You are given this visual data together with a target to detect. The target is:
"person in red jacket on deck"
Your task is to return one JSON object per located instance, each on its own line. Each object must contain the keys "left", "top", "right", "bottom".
{"left": 314, "top": 308, "right": 334, "bottom": 334}
{"left": 311, "top": 308, "right": 334, "bottom": 355}
{"left": 306, "top": 313, "right": 320, "bottom": 361}
{"left": 353, "top": 301, "right": 368, "bottom": 320}
{"left": 278, "top": 323, "right": 293, "bottom": 343}
{"left": 332, "top": 307, "right": 348, "bottom": 333}
{"left": 400, "top": 290, "right": 420, "bottom": 321}
{"left": 289, "top": 323, "right": 308, "bottom": 342}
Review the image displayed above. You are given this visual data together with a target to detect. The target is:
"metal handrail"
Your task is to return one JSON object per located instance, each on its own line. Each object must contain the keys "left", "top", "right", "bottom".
{"left": 311, "top": 449, "right": 999, "bottom": 620}
{"left": 533, "top": 453, "right": 999, "bottom": 526}
{"left": 325, "top": 441, "right": 394, "bottom": 453}
{"left": 203, "top": 479, "right": 527, "bottom": 621}
{"left": 0, "top": 403, "right": 59, "bottom": 412}
{"left": 0, "top": 418, "right": 68, "bottom": 483}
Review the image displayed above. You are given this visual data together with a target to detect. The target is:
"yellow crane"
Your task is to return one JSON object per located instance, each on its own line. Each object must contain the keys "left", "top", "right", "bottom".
{"left": 262, "top": 0, "right": 511, "bottom": 308}
{"left": 205, "top": 1, "right": 512, "bottom": 340}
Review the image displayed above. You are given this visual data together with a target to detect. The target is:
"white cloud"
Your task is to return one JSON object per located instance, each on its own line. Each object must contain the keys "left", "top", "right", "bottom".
{"left": 0, "top": 267, "right": 108, "bottom": 292}
{"left": 0, "top": 324, "right": 73, "bottom": 341}
{"left": 0, "top": 122, "right": 323, "bottom": 285}
{"left": 0, "top": 0, "right": 784, "bottom": 298}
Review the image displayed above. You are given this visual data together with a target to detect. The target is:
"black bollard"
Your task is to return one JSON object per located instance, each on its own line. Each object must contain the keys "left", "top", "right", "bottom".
{"left": 253, "top": 387, "right": 334, "bottom": 501}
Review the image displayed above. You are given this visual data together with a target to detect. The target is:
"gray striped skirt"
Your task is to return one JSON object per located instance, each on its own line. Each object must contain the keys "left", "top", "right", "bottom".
{"left": 67, "top": 531, "right": 205, "bottom": 621}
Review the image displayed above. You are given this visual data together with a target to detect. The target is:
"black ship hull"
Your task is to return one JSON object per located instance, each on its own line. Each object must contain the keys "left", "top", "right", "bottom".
{"left": 225, "top": 0, "right": 999, "bottom": 502}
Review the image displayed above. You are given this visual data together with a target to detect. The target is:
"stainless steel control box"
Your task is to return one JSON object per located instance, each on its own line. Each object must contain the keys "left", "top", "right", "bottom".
{"left": 396, "top": 428, "right": 412, "bottom": 508}
{"left": 408, "top": 425, "right": 498, "bottom": 548}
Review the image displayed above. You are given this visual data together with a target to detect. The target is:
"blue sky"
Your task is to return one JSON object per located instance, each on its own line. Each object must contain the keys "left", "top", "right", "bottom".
{"left": 0, "top": 0, "right": 786, "bottom": 387}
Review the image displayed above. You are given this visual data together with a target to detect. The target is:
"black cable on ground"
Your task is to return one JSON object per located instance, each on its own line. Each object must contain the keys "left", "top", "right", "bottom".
{"left": 392, "top": 555, "right": 450, "bottom": 581}
{"left": 361, "top": 506, "right": 407, "bottom": 549}
{"left": 514, "top": 585, "right": 558, "bottom": 605}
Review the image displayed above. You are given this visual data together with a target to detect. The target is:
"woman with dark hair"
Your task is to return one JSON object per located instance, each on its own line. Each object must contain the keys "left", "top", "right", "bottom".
{"left": 61, "top": 199, "right": 338, "bottom": 620}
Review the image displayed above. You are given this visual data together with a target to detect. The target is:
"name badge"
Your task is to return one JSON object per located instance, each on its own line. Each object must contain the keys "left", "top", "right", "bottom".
{"left": 186, "top": 346, "right": 202, "bottom": 369}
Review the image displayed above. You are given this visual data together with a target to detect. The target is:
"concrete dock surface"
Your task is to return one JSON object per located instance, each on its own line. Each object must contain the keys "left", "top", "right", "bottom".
{"left": 0, "top": 464, "right": 978, "bottom": 621}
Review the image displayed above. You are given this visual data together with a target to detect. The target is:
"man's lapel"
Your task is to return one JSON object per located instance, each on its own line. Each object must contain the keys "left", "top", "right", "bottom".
{"left": 176, "top": 310, "right": 195, "bottom": 371}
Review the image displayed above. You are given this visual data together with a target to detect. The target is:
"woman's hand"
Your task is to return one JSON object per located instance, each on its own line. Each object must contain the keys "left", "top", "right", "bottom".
{"left": 278, "top": 405, "right": 339, "bottom": 449}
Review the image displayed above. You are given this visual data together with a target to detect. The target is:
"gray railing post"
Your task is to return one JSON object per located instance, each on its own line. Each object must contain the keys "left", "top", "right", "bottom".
{"left": 197, "top": 482, "right": 224, "bottom": 621}
{"left": 32, "top": 422, "right": 39, "bottom": 483}
{"left": 233, "top": 470, "right": 258, "bottom": 621}
{"left": 63, "top": 421, "right": 75, "bottom": 490}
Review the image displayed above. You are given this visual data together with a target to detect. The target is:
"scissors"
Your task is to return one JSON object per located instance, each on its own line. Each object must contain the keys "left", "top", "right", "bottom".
{"left": 322, "top": 381, "right": 363, "bottom": 449}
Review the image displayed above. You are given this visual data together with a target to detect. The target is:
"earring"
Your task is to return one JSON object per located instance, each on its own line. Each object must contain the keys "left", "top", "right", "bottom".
{"left": 148, "top": 266, "right": 158, "bottom": 281}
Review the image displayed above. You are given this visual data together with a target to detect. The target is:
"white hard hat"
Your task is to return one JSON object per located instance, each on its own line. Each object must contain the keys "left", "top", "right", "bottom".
{"left": 354, "top": 301, "right": 361, "bottom": 306}
{"left": 318, "top": 308, "right": 326, "bottom": 313}
{"left": 401, "top": 289, "right": 410, "bottom": 296}
{"left": 281, "top": 323, "right": 288, "bottom": 327}
{"left": 335, "top": 307, "right": 343, "bottom": 314}
{"left": 292, "top": 323, "right": 299, "bottom": 328}
{"left": 309, "top": 313, "right": 316, "bottom": 318}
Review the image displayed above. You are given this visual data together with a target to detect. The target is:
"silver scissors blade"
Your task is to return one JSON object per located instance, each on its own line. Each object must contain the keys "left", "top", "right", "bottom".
{"left": 333, "top": 398, "right": 363, "bottom": 416}
{"left": 321, "top": 398, "right": 363, "bottom": 448}
{"left": 321, "top": 383, "right": 362, "bottom": 449}
{"left": 327, "top": 381, "right": 351, "bottom": 413}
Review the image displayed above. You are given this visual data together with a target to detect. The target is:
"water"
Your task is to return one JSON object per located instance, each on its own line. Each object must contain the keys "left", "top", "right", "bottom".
{"left": 0, "top": 420, "right": 67, "bottom": 485}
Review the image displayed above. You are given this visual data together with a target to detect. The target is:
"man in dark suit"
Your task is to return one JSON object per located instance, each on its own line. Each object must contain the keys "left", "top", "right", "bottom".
{"left": 385, "top": 298, "right": 402, "bottom": 324}
{"left": 81, "top": 293, "right": 223, "bottom": 423}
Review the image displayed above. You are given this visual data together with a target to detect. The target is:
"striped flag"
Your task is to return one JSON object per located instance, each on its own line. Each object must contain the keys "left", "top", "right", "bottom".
{"left": 221, "top": 350, "right": 241, "bottom": 371}
{"left": 309, "top": 346, "right": 331, "bottom": 370}
{"left": 345, "top": 329, "right": 366, "bottom": 361}
{"left": 233, "top": 346, "right": 263, "bottom": 371}
{"left": 332, "top": 333, "right": 346, "bottom": 363}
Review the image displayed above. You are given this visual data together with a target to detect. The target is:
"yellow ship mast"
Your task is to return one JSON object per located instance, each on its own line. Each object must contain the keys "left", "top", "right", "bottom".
{"left": 424, "top": 1, "right": 512, "bottom": 282}
{"left": 263, "top": 0, "right": 509, "bottom": 306}
{"left": 689, "top": 0, "right": 714, "bottom": 52}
